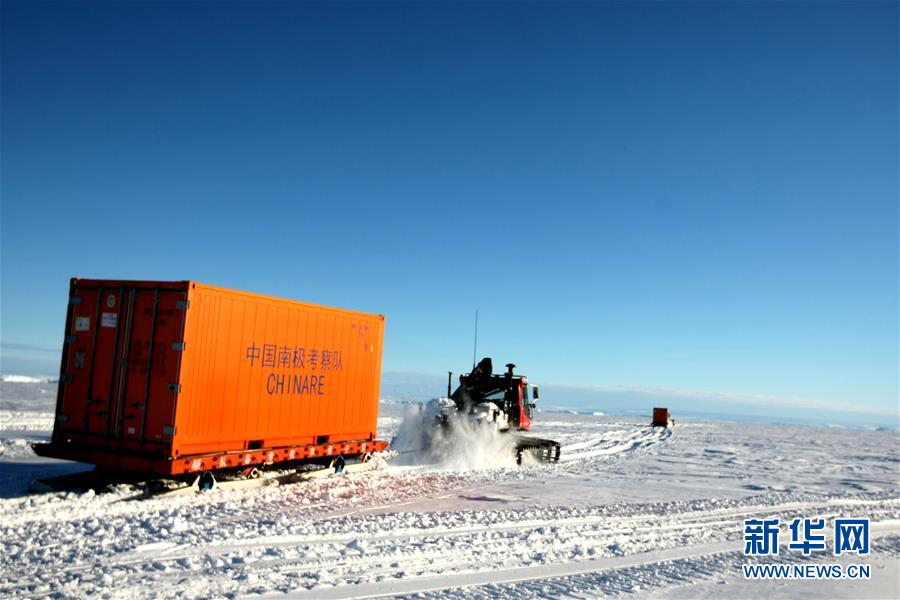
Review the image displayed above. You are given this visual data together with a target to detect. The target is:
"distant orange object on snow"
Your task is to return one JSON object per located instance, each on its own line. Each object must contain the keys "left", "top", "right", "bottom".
{"left": 652, "top": 407, "right": 671, "bottom": 428}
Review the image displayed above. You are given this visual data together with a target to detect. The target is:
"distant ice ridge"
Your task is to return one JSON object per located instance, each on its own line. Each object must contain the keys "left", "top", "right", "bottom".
{"left": 1, "top": 375, "right": 55, "bottom": 384}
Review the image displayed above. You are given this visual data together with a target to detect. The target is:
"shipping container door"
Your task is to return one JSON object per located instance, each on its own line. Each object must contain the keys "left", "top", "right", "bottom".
{"left": 118, "top": 290, "right": 188, "bottom": 443}
{"left": 57, "top": 286, "right": 103, "bottom": 434}
{"left": 57, "top": 284, "right": 187, "bottom": 443}
{"left": 114, "top": 289, "right": 157, "bottom": 440}
{"left": 57, "top": 286, "right": 131, "bottom": 436}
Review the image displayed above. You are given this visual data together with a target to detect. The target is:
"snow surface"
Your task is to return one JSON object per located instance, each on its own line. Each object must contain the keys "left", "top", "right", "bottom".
{"left": 1, "top": 379, "right": 898, "bottom": 598}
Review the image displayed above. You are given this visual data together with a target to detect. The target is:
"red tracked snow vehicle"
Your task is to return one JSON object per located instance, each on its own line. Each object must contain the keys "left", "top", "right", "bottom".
{"left": 439, "top": 358, "right": 561, "bottom": 464}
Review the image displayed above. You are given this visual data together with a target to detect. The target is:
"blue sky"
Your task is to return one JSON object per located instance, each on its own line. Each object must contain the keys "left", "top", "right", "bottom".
{"left": 1, "top": 1, "right": 897, "bottom": 421}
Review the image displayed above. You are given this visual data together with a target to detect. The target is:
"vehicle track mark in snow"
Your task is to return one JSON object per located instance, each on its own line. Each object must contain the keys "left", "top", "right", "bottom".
{"left": 4, "top": 495, "right": 894, "bottom": 598}
{"left": 559, "top": 426, "right": 671, "bottom": 463}
{"left": 283, "top": 532, "right": 900, "bottom": 599}
{"left": 438, "top": 534, "right": 900, "bottom": 600}
{"left": 112, "top": 497, "right": 900, "bottom": 565}
{"left": 282, "top": 540, "right": 737, "bottom": 599}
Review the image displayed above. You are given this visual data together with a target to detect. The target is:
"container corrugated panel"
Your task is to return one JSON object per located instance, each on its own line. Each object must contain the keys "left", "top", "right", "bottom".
{"left": 40, "top": 278, "right": 386, "bottom": 475}
{"left": 175, "top": 282, "right": 384, "bottom": 456}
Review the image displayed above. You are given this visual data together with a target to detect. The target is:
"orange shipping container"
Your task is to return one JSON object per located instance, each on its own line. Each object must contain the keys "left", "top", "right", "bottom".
{"left": 652, "top": 407, "right": 670, "bottom": 427}
{"left": 34, "top": 279, "right": 388, "bottom": 476}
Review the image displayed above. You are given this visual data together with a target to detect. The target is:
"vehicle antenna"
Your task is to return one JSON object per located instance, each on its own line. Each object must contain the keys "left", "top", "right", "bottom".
{"left": 472, "top": 309, "right": 478, "bottom": 369}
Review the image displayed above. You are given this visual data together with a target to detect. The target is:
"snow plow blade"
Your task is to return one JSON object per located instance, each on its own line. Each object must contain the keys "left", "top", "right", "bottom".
{"left": 514, "top": 437, "right": 561, "bottom": 465}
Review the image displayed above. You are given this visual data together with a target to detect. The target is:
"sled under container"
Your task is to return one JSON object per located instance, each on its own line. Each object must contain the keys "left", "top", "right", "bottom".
{"left": 33, "top": 278, "right": 388, "bottom": 476}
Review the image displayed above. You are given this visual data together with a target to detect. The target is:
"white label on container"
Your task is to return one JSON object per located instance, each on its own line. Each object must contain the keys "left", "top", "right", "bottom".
{"left": 127, "top": 427, "right": 135, "bottom": 435}
{"left": 75, "top": 317, "right": 90, "bottom": 331}
{"left": 101, "top": 312, "right": 118, "bottom": 328}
